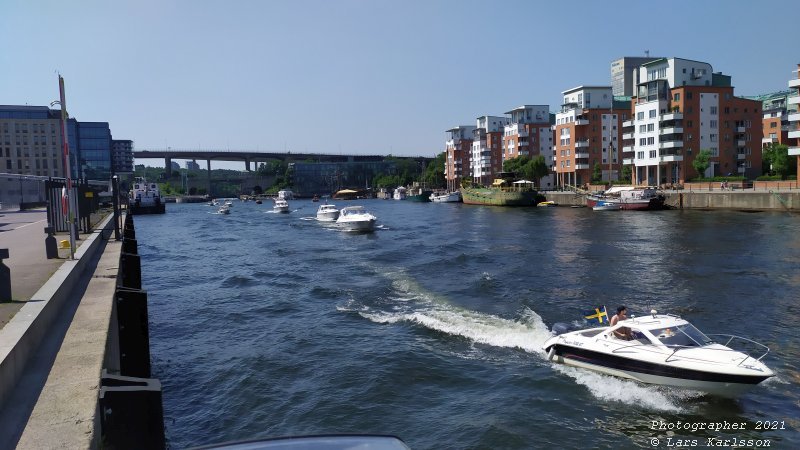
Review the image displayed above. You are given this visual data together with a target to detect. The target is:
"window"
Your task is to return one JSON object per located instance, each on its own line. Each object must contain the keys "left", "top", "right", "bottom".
{"left": 649, "top": 110, "right": 657, "bottom": 118}
{"left": 647, "top": 123, "right": 655, "bottom": 132}
{"left": 687, "top": 120, "right": 693, "bottom": 128}
{"left": 637, "top": 112, "right": 644, "bottom": 120}
{"left": 637, "top": 151, "right": 644, "bottom": 159}
{"left": 770, "top": 122, "right": 777, "bottom": 128}
{"left": 649, "top": 150, "right": 657, "bottom": 158}
{"left": 710, "top": 106, "right": 718, "bottom": 115}
{"left": 687, "top": 92, "right": 693, "bottom": 100}
{"left": 724, "top": 107, "right": 730, "bottom": 114}
{"left": 639, "top": 125, "right": 646, "bottom": 133}
{"left": 710, "top": 120, "right": 717, "bottom": 129}
{"left": 674, "top": 93, "right": 680, "bottom": 101}
{"left": 639, "top": 138, "right": 647, "bottom": 146}
{"left": 647, "top": 137, "right": 655, "bottom": 145}
{"left": 710, "top": 134, "right": 718, "bottom": 142}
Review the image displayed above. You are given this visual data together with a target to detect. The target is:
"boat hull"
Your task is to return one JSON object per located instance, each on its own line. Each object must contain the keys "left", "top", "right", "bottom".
{"left": 406, "top": 191, "right": 433, "bottom": 202}
{"left": 431, "top": 192, "right": 461, "bottom": 203}
{"left": 547, "top": 343, "right": 770, "bottom": 396}
{"left": 338, "top": 219, "right": 375, "bottom": 232}
{"left": 461, "top": 187, "right": 538, "bottom": 206}
{"left": 316, "top": 212, "right": 339, "bottom": 221}
{"left": 129, "top": 202, "right": 166, "bottom": 215}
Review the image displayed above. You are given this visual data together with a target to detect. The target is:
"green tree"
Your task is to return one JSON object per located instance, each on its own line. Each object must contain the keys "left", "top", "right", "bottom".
{"left": 592, "top": 162, "right": 603, "bottom": 183}
{"left": 621, "top": 165, "right": 632, "bottom": 183}
{"left": 421, "top": 152, "right": 446, "bottom": 187}
{"left": 529, "top": 155, "right": 549, "bottom": 187}
{"left": 692, "top": 149, "right": 712, "bottom": 178}
{"left": 503, "top": 155, "right": 530, "bottom": 175}
{"left": 763, "top": 143, "right": 793, "bottom": 179}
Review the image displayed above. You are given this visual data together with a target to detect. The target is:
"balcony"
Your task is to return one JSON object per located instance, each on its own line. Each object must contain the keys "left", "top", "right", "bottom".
{"left": 661, "top": 112, "right": 683, "bottom": 121}
{"left": 622, "top": 132, "right": 634, "bottom": 140}
{"left": 622, "top": 119, "right": 634, "bottom": 128}
{"left": 574, "top": 163, "right": 590, "bottom": 170}
{"left": 788, "top": 94, "right": 800, "bottom": 106}
{"left": 789, "top": 78, "right": 800, "bottom": 88}
{"left": 762, "top": 137, "right": 777, "bottom": 144}
{"left": 788, "top": 112, "right": 800, "bottom": 122}
{"left": 789, "top": 130, "right": 800, "bottom": 139}
{"left": 575, "top": 118, "right": 590, "bottom": 126}
{"left": 575, "top": 152, "right": 590, "bottom": 159}
{"left": 575, "top": 139, "right": 590, "bottom": 148}
{"left": 737, "top": 153, "right": 747, "bottom": 160}
{"left": 623, "top": 158, "right": 634, "bottom": 165}
{"left": 659, "top": 155, "right": 683, "bottom": 162}
{"left": 736, "top": 126, "right": 746, "bottom": 133}
{"left": 622, "top": 144, "right": 633, "bottom": 152}
{"left": 737, "top": 166, "right": 746, "bottom": 174}
{"left": 788, "top": 146, "right": 800, "bottom": 156}
{"left": 737, "top": 139, "right": 747, "bottom": 147}
{"left": 517, "top": 130, "right": 529, "bottom": 138}
{"left": 659, "top": 140, "right": 683, "bottom": 149}
{"left": 659, "top": 127, "right": 683, "bottom": 135}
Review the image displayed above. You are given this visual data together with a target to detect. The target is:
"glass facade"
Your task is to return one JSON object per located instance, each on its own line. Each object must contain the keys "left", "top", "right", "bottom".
{"left": 67, "top": 121, "right": 112, "bottom": 181}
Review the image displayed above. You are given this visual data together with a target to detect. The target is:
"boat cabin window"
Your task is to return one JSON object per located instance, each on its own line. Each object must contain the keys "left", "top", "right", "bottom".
{"left": 580, "top": 329, "right": 604, "bottom": 338}
{"left": 652, "top": 324, "right": 713, "bottom": 347}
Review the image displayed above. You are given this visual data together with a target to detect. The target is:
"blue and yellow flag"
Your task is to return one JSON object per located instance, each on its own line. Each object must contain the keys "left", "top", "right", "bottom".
{"left": 583, "top": 306, "right": 608, "bottom": 324}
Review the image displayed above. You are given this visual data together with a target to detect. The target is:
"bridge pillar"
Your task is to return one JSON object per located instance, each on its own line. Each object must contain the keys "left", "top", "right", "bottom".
{"left": 165, "top": 157, "right": 172, "bottom": 179}
{"left": 207, "top": 159, "right": 212, "bottom": 196}
{"left": 245, "top": 158, "right": 251, "bottom": 172}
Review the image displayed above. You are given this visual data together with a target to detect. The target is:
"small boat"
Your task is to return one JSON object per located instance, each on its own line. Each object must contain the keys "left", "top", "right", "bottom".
{"left": 312, "top": 195, "right": 320, "bottom": 202}
{"left": 273, "top": 199, "right": 290, "bottom": 213}
{"left": 278, "top": 189, "right": 294, "bottom": 200}
{"left": 406, "top": 187, "right": 433, "bottom": 202}
{"left": 592, "top": 200, "right": 621, "bottom": 211}
{"left": 542, "top": 311, "right": 774, "bottom": 396}
{"left": 255, "top": 199, "right": 263, "bottom": 205}
{"left": 537, "top": 201, "right": 557, "bottom": 207}
{"left": 586, "top": 186, "right": 665, "bottom": 210}
{"left": 430, "top": 191, "right": 461, "bottom": 203}
{"left": 128, "top": 177, "right": 166, "bottom": 214}
{"left": 218, "top": 205, "right": 230, "bottom": 215}
{"left": 224, "top": 200, "right": 233, "bottom": 207}
{"left": 393, "top": 186, "right": 407, "bottom": 200}
{"left": 316, "top": 203, "right": 340, "bottom": 222}
{"left": 336, "top": 206, "right": 377, "bottom": 232}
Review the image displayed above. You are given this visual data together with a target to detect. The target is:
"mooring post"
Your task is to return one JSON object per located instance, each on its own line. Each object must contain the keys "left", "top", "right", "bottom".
{"left": 44, "top": 226, "right": 58, "bottom": 259}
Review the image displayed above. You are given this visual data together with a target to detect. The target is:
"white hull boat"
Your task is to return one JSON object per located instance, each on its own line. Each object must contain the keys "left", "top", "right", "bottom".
{"left": 430, "top": 191, "right": 461, "bottom": 203}
{"left": 337, "top": 206, "right": 377, "bottom": 231}
{"left": 592, "top": 200, "right": 621, "bottom": 211}
{"left": 316, "top": 204, "right": 340, "bottom": 222}
{"left": 274, "top": 199, "right": 290, "bottom": 213}
{"left": 218, "top": 205, "right": 230, "bottom": 214}
{"left": 542, "top": 312, "right": 773, "bottom": 396}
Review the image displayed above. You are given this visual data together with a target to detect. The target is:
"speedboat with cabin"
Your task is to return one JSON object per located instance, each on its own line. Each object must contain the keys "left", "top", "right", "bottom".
{"left": 316, "top": 203, "right": 340, "bottom": 222}
{"left": 542, "top": 311, "right": 774, "bottom": 396}
{"left": 273, "top": 198, "right": 290, "bottom": 213}
{"left": 336, "top": 205, "right": 377, "bottom": 231}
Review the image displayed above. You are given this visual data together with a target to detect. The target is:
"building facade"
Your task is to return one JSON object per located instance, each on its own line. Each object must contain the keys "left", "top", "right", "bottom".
{"left": 554, "top": 86, "right": 625, "bottom": 187}
{"left": 112, "top": 139, "right": 134, "bottom": 174}
{"left": 788, "top": 64, "right": 800, "bottom": 175}
{"left": 626, "top": 58, "right": 762, "bottom": 185}
{"left": 471, "top": 115, "right": 510, "bottom": 185}
{"left": 445, "top": 125, "right": 476, "bottom": 191}
{"left": 611, "top": 56, "right": 663, "bottom": 97}
{"left": 502, "top": 105, "right": 555, "bottom": 188}
{"left": 0, "top": 105, "right": 65, "bottom": 177}
{"left": 186, "top": 159, "right": 201, "bottom": 170}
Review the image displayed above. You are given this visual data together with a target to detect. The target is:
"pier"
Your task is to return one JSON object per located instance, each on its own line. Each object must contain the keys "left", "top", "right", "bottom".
{"left": 0, "top": 209, "right": 163, "bottom": 449}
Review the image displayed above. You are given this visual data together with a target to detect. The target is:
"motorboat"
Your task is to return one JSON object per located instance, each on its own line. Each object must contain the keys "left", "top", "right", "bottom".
{"left": 586, "top": 186, "right": 665, "bottom": 210}
{"left": 128, "top": 177, "right": 165, "bottom": 214}
{"left": 224, "top": 200, "right": 234, "bottom": 207}
{"left": 273, "top": 199, "right": 290, "bottom": 213}
{"left": 336, "top": 205, "right": 377, "bottom": 232}
{"left": 430, "top": 191, "right": 461, "bottom": 203}
{"left": 592, "top": 200, "right": 621, "bottom": 211}
{"left": 316, "top": 203, "right": 340, "bottom": 222}
{"left": 393, "top": 186, "right": 407, "bottom": 200}
{"left": 218, "top": 205, "right": 230, "bottom": 215}
{"left": 537, "top": 201, "right": 557, "bottom": 207}
{"left": 542, "top": 311, "right": 774, "bottom": 396}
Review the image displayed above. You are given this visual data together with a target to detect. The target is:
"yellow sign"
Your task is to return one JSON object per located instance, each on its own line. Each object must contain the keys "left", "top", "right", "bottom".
{"left": 85, "top": 192, "right": 93, "bottom": 198}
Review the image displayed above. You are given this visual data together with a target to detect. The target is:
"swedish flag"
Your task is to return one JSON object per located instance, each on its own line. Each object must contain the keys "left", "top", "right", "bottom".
{"left": 584, "top": 306, "right": 608, "bottom": 324}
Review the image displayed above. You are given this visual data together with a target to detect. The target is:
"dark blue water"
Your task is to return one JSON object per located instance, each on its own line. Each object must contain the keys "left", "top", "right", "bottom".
{"left": 136, "top": 200, "right": 800, "bottom": 449}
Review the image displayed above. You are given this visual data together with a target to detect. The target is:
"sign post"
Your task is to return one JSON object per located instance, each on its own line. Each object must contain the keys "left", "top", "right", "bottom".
{"left": 58, "top": 75, "right": 76, "bottom": 259}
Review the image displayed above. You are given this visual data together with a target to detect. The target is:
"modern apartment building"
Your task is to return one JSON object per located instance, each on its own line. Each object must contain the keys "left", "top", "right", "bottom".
{"left": 502, "top": 105, "right": 555, "bottom": 187}
{"left": 553, "top": 86, "right": 626, "bottom": 187}
{"left": 445, "top": 125, "right": 476, "bottom": 191}
{"left": 624, "top": 58, "right": 762, "bottom": 185}
{"left": 611, "top": 56, "right": 663, "bottom": 97}
{"left": 788, "top": 64, "right": 800, "bottom": 175}
{"left": 112, "top": 139, "right": 134, "bottom": 174}
{"left": 471, "top": 115, "right": 510, "bottom": 185}
{"left": 0, "top": 105, "right": 65, "bottom": 177}
{"left": 747, "top": 91, "right": 792, "bottom": 149}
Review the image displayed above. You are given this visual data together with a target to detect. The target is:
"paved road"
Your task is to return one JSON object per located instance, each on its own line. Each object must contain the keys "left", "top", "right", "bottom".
{"left": 0, "top": 209, "right": 70, "bottom": 328}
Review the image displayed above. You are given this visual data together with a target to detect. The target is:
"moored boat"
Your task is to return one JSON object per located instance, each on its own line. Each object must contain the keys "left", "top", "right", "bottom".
{"left": 430, "top": 191, "right": 461, "bottom": 203}
{"left": 537, "top": 200, "right": 557, "bottom": 207}
{"left": 586, "top": 186, "right": 664, "bottom": 210}
{"left": 542, "top": 311, "right": 774, "bottom": 396}
{"left": 406, "top": 186, "right": 433, "bottom": 202}
{"left": 461, "top": 173, "right": 538, "bottom": 206}
{"left": 393, "top": 186, "right": 407, "bottom": 200}
{"left": 128, "top": 177, "right": 166, "bottom": 214}
{"left": 592, "top": 200, "right": 621, "bottom": 211}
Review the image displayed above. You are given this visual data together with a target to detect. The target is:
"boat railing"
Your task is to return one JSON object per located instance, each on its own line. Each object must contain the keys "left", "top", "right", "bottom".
{"left": 705, "top": 334, "right": 771, "bottom": 364}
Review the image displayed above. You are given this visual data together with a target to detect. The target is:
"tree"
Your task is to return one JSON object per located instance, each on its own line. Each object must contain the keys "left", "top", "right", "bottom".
{"left": 621, "top": 165, "right": 632, "bottom": 183}
{"left": 763, "top": 144, "right": 793, "bottom": 179}
{"left": 692, "top": 149, "right": 712, "bottom": 178}
{"left": 591, "top": 162, "right": 603, "bottom": 183}
{"left": 421, "top": 152, "right": 446, "bottom": 187}
{"left": 529, "top": 155, "right": 549, "bottom": 187}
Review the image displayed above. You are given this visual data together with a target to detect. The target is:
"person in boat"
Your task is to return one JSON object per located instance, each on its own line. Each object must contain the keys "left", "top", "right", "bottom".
{"left": 610, "top": 305, "right": 632, "bottom": 340}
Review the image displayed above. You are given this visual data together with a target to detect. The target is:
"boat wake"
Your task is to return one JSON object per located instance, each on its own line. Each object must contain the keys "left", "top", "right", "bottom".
{"left": 339, "top": 267, "right": 699, "bottom": 412}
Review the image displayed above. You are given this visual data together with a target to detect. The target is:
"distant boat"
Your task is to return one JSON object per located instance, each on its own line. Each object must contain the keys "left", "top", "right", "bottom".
{"left": 128, "top": 177, "right": 166, "bottom": 214}
{"left": 537, "top": 200, "right": 557, "bottom": 207}
{"left": 393, "top": 186, "right": 407, "bottom": 200}
{"left": 218, "top": 205, "right": 231, "bottom": 214}
{"left": 586, "top": 186, "right": 665, "bottom": 210}
{"left": 274, "top": 199, "right": 290, "bottom": 213}
{"left": 406, "top": 186, "right": 433, "bottom": 202}
{"left": 461, "top": 173, "right": 538, "bottom": 206}
{"left": 312, "top": 194, "right": 320, "bottom": 202}
{"left": 430, "top": 191, "right": 461, "bottom": 203}
{"left": 278, "top": 189, "right": 294, "bottom": 200}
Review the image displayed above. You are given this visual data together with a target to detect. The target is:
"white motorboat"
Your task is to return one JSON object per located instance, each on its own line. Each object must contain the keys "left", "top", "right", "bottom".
{"left": 336, "top": 206, "right": 377, "bottom": 231}
{"left": 128, "top": 177, "right": 165, "bottom": 214}
{"left": 393, "top": 186, "right": 407, "bottom": 200}
{"left": 430, "top": 191, "right": 461, "bottom": 203}
{"left": 592, "top": 200, "right": 621, "bottom": 211}
{"left": 542, "top": 311, "right": 774, "bottom": 396}
{"left": 218, "top": 205, "right": 230, "bottom": 215}
{"left": 316, "top": 203, "right": 340, "bottom": 222}
{"left": 273, "top": 199, "right": 290, "bottom": 213}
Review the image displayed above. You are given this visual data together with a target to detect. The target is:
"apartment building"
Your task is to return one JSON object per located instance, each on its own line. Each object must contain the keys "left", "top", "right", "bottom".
{"left": 112, "top": 139, "right": 134, "bottom": 173}
{"left": 502, "top": 105, "right": 555, "bottom": 187}
{"left": 471, "top": 115, "right": 510, "bottom": 185}
{"left": 444, "top": 125, "right": 476, "bottom": 191}
{"left": 744, "top": 91, "right": 792, "bottom": 149}
{"left": 611, "top": 56, "right": 663, "bottom": 97}
{"left": 624, "top": 58, "right": 762, "bottom": 185}
{"left": 0, "top": 105, "right": 65, "bottom": 177}
{"left": 553, "top": 86, "right": 625, "bottom": 187}
{"left": 788, "top": 64, "right": 800, "bottom": 175}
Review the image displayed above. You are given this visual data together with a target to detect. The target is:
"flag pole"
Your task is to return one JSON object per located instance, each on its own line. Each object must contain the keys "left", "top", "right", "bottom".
{"left": 59, "top": 75, "right": 76, "bottom": 259}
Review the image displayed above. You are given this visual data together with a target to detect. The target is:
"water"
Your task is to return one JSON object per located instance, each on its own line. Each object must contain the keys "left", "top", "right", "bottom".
{"left": 137, "top": 200, "right": 800, "bottom": 449}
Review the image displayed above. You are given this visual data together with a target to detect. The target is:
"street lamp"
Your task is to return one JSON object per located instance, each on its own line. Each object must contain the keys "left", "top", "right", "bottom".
{"left": 19, "top": 175, "right": 23, "bottom": 211}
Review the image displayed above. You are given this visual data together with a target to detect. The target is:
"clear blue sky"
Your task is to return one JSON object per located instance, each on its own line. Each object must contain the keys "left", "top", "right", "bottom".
{"left": 1, "top": 0, "right": 797, "bottom": 168}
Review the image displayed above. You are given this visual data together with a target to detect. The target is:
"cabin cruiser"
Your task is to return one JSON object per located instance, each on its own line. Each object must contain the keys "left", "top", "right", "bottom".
{"left": 273, "top": 199, "right": 290, "bottom": 213}
{"left": 542, "top": 311, "right": 774, "bottom": 396}
{"left": 218, "top": 205, "right": 230, "bottom": 215}
{"left": 316, "top": 203, "right": 340, "bottom": 222}
{"left": 336, "top": 206, "right": 377, "bottom": 231}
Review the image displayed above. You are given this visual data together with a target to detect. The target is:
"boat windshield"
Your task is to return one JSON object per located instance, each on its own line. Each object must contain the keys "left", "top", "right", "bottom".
{"left": 652, "top": 324, "right": 714, "bottom": 348}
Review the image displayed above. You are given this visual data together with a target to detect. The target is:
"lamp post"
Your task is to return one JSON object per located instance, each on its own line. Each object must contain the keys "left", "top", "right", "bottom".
{"left": 18, "top": 175, "right": 23, "bottom": 211}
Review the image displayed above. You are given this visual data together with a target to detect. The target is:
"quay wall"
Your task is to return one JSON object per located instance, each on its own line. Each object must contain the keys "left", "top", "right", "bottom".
{"left": 544, "top": 191, "right": 800, "bottom": 210}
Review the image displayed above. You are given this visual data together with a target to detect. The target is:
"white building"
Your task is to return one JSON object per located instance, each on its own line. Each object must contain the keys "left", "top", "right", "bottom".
{"left": 470, "top": 115, "right": 510, "bottom": 185}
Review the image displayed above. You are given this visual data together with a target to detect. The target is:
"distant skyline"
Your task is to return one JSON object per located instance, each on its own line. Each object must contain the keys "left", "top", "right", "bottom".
{"left": 2, "top": 0, "right": 798, "bottom": 168}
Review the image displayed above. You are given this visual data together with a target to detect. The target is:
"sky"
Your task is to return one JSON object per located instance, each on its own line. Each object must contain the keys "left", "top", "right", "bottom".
{"left": 1, "top": 0, "right": 797, "bottom": 169}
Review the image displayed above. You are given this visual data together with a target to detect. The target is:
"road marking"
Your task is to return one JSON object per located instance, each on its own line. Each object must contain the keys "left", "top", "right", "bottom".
{"left": 13, "top": 219, "right": 48, "bottom": 230}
